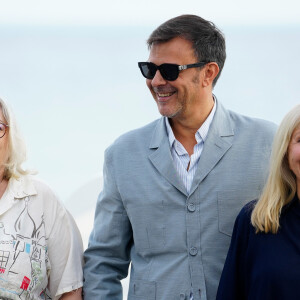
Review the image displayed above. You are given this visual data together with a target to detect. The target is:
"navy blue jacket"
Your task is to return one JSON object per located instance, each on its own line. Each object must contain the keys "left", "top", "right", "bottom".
{"left": 217, "top": 196, "right": 300, "bottom": 300}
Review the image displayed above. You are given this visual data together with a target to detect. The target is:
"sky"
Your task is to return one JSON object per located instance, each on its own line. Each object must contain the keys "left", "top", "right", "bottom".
{"left": 0, "top": 0, "right": 299, "bottom": 27}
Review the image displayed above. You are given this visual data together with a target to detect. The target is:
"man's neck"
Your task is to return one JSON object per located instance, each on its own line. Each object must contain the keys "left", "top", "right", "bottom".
{"left": 169, "top": 96, "right": 214, "bottom": 156}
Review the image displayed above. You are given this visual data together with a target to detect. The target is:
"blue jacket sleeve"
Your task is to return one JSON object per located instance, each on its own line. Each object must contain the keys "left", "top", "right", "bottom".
{"left": 83, "top": 147, "right": 133, "bottom": 299}
{"left": 216, "top": 202, "right": 253, "bottom": 300}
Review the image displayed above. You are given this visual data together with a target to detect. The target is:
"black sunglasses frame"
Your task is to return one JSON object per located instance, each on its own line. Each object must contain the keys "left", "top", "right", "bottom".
{"left": 138, "top": 61, "right": 209, "bottom": 81}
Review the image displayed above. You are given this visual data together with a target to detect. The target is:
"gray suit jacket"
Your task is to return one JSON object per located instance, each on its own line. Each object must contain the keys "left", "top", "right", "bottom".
{"left": 83, "top": 101, "right": 277, "bottom": 300}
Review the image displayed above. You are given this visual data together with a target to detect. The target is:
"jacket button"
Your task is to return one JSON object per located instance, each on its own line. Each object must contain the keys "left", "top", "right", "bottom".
{"left": 189, "top": 247, "right": 198, "bottom": 256}
{"left": 187, "top": 203, "right": 195, "bottom": 212}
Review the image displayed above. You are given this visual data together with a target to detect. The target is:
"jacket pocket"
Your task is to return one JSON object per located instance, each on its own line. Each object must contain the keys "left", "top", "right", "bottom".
{"left": 217, "top": 189, "right": 260, "bottom": 236}
{"left": 128, "top": 279, "right": 156, "bottom": 300}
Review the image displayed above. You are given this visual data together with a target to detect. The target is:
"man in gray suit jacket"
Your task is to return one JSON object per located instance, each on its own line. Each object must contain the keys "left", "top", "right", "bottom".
{"left": 84, "top": 15, "right": 276, "bottom": 300}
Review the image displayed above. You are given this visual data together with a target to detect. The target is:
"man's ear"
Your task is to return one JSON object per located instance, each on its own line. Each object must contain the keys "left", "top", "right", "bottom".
{"left": 202, "top": 62, "right": 219, "bottom": 87}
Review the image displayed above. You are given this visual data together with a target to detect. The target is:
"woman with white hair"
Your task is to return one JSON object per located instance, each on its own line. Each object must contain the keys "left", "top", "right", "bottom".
{"left": 216, "top": 104, "right": 300, "bottom": 300}
{"left": 0, "top": 98, "right": 83, "bottom": 300}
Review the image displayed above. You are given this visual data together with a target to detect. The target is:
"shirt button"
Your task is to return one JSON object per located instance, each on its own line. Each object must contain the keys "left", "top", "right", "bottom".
{"left": 187, "top": 203, "right": 196, "bottom": 212}
{"left": 189, "top": 247, "right": 198, "bottom": 256}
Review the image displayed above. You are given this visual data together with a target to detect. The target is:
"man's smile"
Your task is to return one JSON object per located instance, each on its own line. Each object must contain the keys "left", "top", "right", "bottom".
{"left": 156, "top": 91, "right": 176, "bottom": 101}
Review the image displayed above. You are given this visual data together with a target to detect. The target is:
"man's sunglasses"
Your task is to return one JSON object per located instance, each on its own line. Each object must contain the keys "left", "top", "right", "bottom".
{"left": 138, "top": 61, "right": 209, "bottom": 81}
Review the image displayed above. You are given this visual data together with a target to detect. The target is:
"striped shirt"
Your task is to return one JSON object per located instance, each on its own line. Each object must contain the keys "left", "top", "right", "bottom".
{"left": 165, "top": 100, "right": 216, "bottom": 195}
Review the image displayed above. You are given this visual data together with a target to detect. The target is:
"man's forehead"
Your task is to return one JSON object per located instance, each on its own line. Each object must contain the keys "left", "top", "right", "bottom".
{"left": 147, "top": 37, "right": 196, "bottom": 63}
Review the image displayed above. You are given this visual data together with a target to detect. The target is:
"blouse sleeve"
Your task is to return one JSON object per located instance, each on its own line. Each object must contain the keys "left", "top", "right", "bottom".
{"left": 216, "top": 202, "right": 253, "bottom": 300}
{"left": 44, "top": 191, "right": 84, "bottom": 300}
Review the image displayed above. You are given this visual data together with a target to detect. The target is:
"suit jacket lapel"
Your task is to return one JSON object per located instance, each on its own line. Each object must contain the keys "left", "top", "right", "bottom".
{"left": 148, "top": 118, "right": 188, "bottom": 196}
{"left": 189, "top": 101, "right": 234, "bottom": 195}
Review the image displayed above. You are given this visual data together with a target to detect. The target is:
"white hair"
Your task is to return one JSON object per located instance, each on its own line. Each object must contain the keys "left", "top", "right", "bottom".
{"left": 0, "top": 98, "right": 30, "bottom": 179}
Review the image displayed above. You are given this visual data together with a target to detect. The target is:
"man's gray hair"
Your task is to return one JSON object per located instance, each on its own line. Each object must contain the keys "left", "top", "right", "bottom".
{"left": 147, "top": 14, "right": 226, "bottom": 87}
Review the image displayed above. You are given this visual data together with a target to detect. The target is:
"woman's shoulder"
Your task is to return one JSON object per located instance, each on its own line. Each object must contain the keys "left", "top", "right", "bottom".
{"left": 13, "top": 175, "right": 66, "bottom": 213}
{"left": 23, "top": 175, "right": 60, "bottom": 200}
{"left": 26, "top": 175, "right": 56, "bottom": 194}
{"left": 241, "top": 199, "right": 257, "bottom": 216}
{"left": 234, "top": 200, "right": 257, "bottom": 231}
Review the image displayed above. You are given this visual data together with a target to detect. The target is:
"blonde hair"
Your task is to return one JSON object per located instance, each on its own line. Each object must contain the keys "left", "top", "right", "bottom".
{"left": 0, "top": 98, "right": 30, "bottom": 179}
{"left": 251, "top": 104, "right": 300, "bottom": 233}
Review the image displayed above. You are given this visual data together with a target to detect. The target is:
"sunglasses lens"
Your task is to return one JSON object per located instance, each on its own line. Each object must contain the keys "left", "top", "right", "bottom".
{"left": 138, "top": 62, "right": 179, "bottom": 81}
{"left": 160, "top": 64, "right": 179, "bottom": 81}
{"left": 139, "top": 63, "right": 156, "bottom": 79}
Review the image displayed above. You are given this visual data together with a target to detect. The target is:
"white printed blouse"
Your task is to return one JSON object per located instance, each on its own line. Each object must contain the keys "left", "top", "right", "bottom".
{"left": 0, "top": 175, "right": 83, "bottom": 299}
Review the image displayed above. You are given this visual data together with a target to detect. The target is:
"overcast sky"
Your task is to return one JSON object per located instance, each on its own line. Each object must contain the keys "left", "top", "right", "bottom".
{"left": 0, "top": 0, "right": 299, "bottom": 27}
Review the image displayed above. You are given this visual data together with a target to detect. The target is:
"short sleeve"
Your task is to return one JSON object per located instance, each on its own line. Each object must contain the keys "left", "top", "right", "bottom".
{"left": 46, "top": 201, "right": 84, "bottom": 299}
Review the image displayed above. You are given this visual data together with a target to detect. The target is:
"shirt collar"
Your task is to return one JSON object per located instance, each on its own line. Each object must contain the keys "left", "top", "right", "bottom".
{"left": 6, "top": 175, "right": 37, "bottom": 200}
{"left": 0, "top": 176, "right": 37, "bottom": 216}
{"left": 165, "top": 97, "right": 217, "bottom": 148}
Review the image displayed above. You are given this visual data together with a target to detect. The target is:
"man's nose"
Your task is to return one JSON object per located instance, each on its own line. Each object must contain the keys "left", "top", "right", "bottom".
{"left": 151, "top": 70, "right": 167, "bottom": 87}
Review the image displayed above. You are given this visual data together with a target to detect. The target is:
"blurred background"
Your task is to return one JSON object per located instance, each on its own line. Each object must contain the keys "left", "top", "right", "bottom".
{"left": 1, "top": 0, "right": 300, "bottom": 296}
